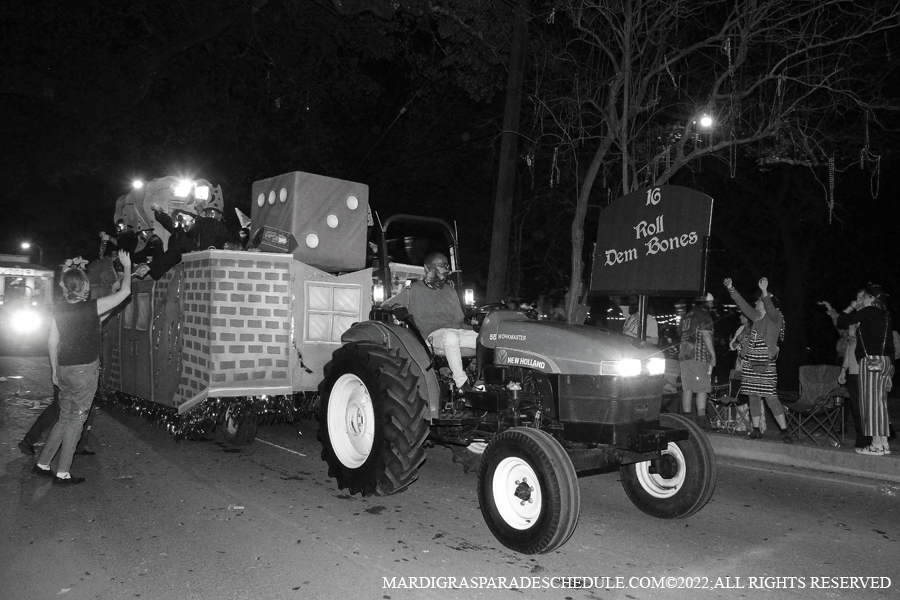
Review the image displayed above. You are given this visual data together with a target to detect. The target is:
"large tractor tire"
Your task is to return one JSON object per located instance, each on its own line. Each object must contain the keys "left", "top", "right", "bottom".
{"left": 478, "top": 428, "right": 581, "bottom": 554}
{"left": 221, "top": 402, "right": 258, "bottom": 446}
{"left": 619, "top": 413, "right": 717, "bottom": 519}
{"left": 318, "top": 343, "right": 430, "bottom": 496}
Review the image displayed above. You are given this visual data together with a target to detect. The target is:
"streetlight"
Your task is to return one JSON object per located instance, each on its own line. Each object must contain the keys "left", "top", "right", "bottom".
{"left": 21, "top": 242, "right": 43, "bottom": 266}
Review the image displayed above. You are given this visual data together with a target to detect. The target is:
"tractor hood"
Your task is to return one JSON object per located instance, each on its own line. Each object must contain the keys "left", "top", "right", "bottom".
{"left": 479, "top": 311, "right": 663, "bottom": 376}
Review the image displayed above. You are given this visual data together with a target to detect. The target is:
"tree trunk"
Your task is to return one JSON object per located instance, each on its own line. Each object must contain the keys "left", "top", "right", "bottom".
{"left": 565, "top": 138, "right": 611, "bottom": 323}
{"left": 486, "top": 0, "right": 530, "bottom": 303}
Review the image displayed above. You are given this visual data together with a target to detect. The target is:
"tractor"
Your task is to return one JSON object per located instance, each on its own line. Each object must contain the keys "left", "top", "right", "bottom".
{"left": 318, "top": 304, "right": 717, "bottom": 554}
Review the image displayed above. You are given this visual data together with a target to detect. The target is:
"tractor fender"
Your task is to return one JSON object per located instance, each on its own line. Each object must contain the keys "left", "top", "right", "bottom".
{"left": 340, "top": 321, "right": 442, "bottom": 421}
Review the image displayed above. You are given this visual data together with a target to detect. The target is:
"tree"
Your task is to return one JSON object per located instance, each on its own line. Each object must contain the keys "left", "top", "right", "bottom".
{"left": 526, "top": 0, "right": 900, "bottom": 322}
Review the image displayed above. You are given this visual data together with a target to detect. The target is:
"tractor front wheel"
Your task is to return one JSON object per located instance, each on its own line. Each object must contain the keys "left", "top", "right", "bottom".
{"left": 478, "top": 428, "right": 580, "bottom": 554}
{"left": 619, "top": 413, "right": 717, "bottom": 519}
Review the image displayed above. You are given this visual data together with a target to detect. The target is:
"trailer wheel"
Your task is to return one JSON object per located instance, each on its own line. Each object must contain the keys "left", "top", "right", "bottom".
{"left": 319, "top": 343, "right": 429, "bottom": 496}
{"left": 450, "top": 441, "right": 487, "bottom": 474}
{"left": 478, "top": 428, "right": 580, "bottom": 554}
{"left": 619, "top": 413, "right": 717, "bottom": 519}
{"left": 221, "top": 403, "right": 258, "bottom": 446}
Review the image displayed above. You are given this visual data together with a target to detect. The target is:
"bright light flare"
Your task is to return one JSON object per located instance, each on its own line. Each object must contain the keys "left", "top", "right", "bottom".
{"left": 698, "top": 114, "right": 714, "bottom": 128}
{"left": 173, "top": 179, "right": 194, "bottom": 198}
{"left": 11, "top": 309, "right": 42, "bottom": 334}
{"left": 464, "top": 289, "right": 475, "bottom": 306}
{"left": 194, "top": 185, "right": 210, "bottom": 200}
{"left": 617, "top": 359, "right": 642, "bottom": 377}
{"left": 647, "top": 358, "right": 666, "bottom": 375}
{"left": 373, "top": 284, "right": 385, "bottom": 303}
{"left": 132, "top": 180, "right": 144, "bottom": 189}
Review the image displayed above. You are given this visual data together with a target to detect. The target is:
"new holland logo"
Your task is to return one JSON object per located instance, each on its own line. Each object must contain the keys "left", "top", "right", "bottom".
{"left": 506, "top": 356, "right": 547, "bottom": 369}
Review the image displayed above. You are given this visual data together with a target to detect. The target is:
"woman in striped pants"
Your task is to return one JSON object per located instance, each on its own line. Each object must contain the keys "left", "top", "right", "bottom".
{"left": 837, "top": 284, "right": 895, "bottom": 456}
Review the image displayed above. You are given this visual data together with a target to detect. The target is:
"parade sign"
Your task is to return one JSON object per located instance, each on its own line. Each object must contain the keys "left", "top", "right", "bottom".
{"left": 590, "top": 185, "right": 713, "bottom": 296}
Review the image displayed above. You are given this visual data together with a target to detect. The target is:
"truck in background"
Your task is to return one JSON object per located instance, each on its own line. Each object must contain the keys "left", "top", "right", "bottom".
{"left": 0, "top": 255, "right": 54, "bottom": 354}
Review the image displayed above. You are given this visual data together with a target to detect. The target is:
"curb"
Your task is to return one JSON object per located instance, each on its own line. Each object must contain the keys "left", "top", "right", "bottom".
{"left": 706, "top": 431, "right": 900, "bottom": 483}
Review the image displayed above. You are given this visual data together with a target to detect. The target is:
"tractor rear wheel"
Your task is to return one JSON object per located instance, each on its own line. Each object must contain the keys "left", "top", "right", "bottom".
{"left": 318, "top": 343, "right": 429, "bottom": 496}
{"left": 619, "top": 413, "right": 717, "bottom": 519}
{"left": 478, "top": 428, "right": 580, "bottom": 554}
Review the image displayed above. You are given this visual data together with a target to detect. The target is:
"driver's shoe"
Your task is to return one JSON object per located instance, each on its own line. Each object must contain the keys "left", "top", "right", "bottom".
{"left": 455, "top": 380, "right": 485, "bottom": 396}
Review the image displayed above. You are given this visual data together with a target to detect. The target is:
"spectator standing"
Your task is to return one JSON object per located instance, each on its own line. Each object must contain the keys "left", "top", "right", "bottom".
{"left": 836, "top": 284, "right": 894, "bottom": 456}
{"left": 725, "top": 277, "right": 792, "bottom": 443}
{"left": 824, "top": 290, "right": 870, "bottom": 448}
{"left": 31, "top": 252, "right": 133, "bottom": 484}
{"left": 678, "top": 293, "right": 716, "bottom": 429}
{"left": 621, "top": 295, "right": 660, "bottom": 346}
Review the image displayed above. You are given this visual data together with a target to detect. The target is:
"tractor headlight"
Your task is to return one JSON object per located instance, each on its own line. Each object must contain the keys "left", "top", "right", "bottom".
{"left": 647, "top": 357, "right": 666, "bottom": 375}
{"left": 11, "top": 309, "right": 42, "bottom": 334}
{"left": 600, "top": 359, "right": 641, "bottom": 377}
{"left": 600, "top": 357, "right": 666, "bottom": 377}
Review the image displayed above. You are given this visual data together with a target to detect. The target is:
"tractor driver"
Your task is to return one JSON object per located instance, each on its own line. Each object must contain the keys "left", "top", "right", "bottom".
{"left": 382, "top": 252, "right": 476, "bottom": 393}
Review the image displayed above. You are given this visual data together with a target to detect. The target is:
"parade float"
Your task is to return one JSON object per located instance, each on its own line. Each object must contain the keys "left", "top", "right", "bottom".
{"left": 100, "top": 171, "right": 463, "bottom": 440}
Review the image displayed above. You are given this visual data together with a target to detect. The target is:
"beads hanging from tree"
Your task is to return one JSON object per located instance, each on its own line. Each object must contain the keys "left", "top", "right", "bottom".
{"left": 526, "top": 151, "right": 535, "bottom": 190}
{"left": 550, "top": 146, "right": 560, "bottom": 187}
{"left": 859, "top": 112, "right": 881, "bottom": 199}
{"left": 828, "top": 155, "right": 835, "bottom": 224}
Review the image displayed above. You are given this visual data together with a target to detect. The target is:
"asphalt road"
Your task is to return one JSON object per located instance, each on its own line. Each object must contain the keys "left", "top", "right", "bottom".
{"left": 1, "top": 355, "right": 898, "bottom": 600}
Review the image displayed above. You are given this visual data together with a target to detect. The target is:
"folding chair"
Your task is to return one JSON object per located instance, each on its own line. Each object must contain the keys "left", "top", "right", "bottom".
{"left": 784, "top": 365, "right": 847, "bottom": 446}
{"left": 707, "top": 369, "right": 752, "bottom": 434}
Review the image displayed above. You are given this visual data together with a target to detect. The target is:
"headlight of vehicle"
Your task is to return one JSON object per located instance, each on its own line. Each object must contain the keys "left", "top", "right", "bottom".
{"left": 11, "top": 309, "right": 42, "bottom": 334}
{"left": 600, "top": 357, "right": 666, "bottom": 377}
{"left": 646, "top": 357, "right": 666, "bottom": 375}
{"left": 600, "top": 359, "right": 641, "bottom": 377}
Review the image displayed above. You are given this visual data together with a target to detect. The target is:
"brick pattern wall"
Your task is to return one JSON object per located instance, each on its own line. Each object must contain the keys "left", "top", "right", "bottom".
{"left": 177, "top": 250, "right": 293, "bottom": 407}
{"left": 106, "top": 316, "right": 121, "bottom": 390}
{"left": 104, "top": 269, "right": 177, "bottom": 396}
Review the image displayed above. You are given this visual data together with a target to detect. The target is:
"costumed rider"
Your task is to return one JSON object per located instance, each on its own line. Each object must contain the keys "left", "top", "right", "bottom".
{"left": 100, "top": 220, "right": 139, "bottom": 255}
{"left": 194, "top": 196, "right": 231, "bottom": 250}
{"left": 382, "top": 252, "right": 477, "bottom": 393}
{"left": 135, "top": 204, "right": 200, "bottom": 280}
{"left": 103, "top": 222, "right": 162, "bottom": 266}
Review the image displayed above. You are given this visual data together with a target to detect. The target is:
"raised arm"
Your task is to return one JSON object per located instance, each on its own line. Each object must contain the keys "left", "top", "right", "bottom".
{"left": 96, "top": 251, "right": 132, "bottom": 315}
{"left": 152, "top": 203, "right": 176, "bottom": 234}
{"left": 724, "top": 278, "right": 759, "bottom": 321}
